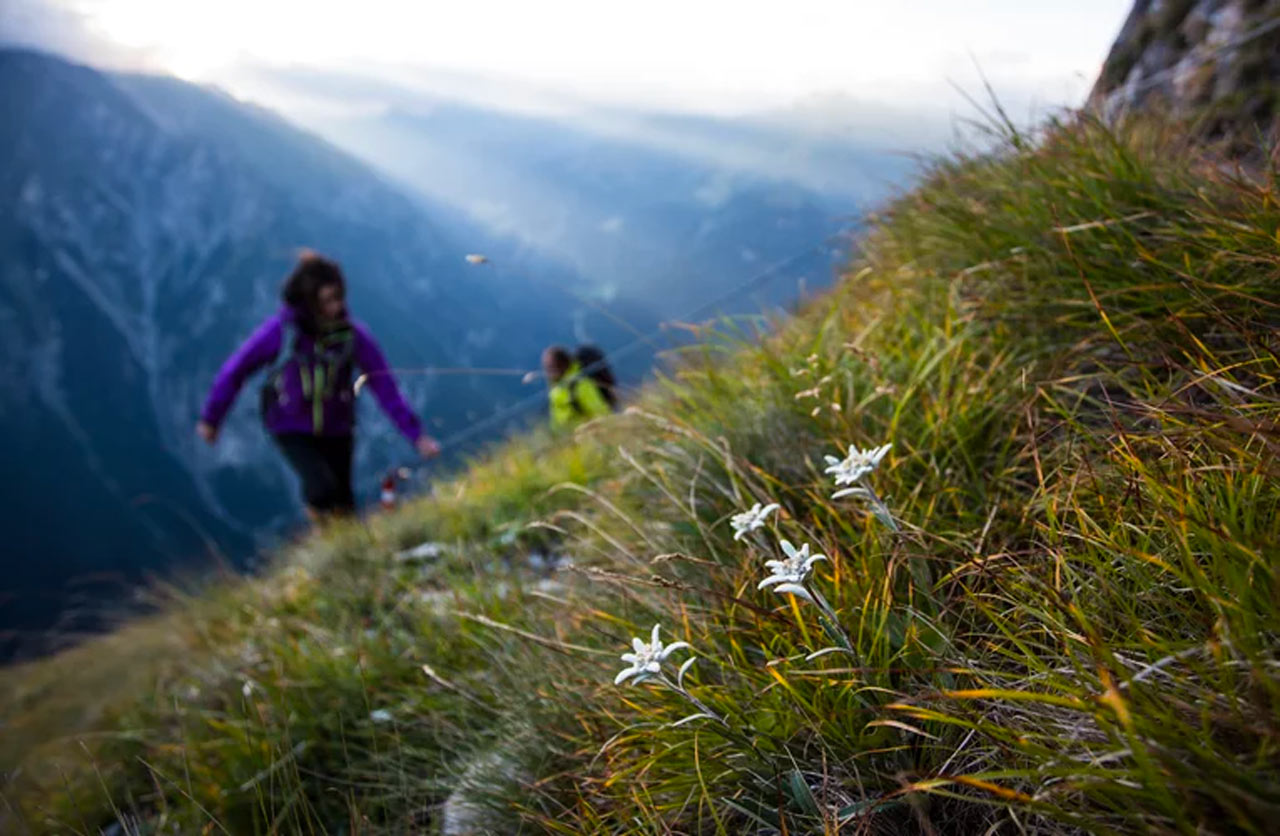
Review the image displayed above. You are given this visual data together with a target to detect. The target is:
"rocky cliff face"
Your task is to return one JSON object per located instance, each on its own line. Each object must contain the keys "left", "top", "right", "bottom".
{"left": 1089, "top": 0, "right": 1280, "bottom": 142}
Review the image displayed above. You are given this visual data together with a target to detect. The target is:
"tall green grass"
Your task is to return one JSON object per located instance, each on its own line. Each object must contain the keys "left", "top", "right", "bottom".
{"left": 3, "top": 113, "right": 1277, "bottom": 834}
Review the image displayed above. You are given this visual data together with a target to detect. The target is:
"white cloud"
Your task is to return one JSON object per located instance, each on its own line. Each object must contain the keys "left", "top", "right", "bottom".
{"left": 0, "top": 0, "right": 151, "bottom": 67}
{"left": 7, "top": 0, "right": 1132, "bottom": 117}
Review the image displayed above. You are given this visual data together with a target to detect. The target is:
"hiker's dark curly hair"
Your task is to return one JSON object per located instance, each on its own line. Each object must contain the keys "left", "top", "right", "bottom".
{"left": 281, "top": 250, "right": 346, "bottom": 332}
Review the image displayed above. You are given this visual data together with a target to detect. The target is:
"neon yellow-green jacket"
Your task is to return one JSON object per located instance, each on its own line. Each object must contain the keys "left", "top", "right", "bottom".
{"left": 549, "top": 364, "right": 613, "bottom": 429}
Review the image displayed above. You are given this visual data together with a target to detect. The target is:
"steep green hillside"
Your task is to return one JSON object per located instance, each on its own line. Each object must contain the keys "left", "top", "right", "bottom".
{"left": 3, "top": 114, "right": 1278, "bottom": 835}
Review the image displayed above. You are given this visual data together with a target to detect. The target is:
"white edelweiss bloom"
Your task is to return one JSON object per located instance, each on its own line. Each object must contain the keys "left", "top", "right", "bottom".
{"left": 369, "top": 709, "right": 393, "bottom": 724}
{"left": 614, "top": 624, "right": 692, "bottom": 686}
{"left": 757, "top": 539, "right": 828, "bottom": 594}
{"left": 824, "top": 442, "right": 892, "bottom": 488}
{"left": 730, "top": 502, "right": 780, "bottom": 541}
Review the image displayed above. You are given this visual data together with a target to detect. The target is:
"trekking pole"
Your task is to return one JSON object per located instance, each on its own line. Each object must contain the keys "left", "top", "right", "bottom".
{"left": 352, "top": 366, "right": 537, "bottom": 396}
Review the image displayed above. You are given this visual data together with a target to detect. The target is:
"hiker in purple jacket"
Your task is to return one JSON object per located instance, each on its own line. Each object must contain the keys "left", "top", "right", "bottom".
{"left": 197, "top": 252, "right": 440, "bottom": 519}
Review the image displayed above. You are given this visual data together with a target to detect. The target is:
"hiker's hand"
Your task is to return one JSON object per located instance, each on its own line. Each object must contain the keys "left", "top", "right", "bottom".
{"left": 196, "top": 421, "right": 218, "bottom": 445}
{"left": 415, "top": 435, "right": 441, "bottom": 459}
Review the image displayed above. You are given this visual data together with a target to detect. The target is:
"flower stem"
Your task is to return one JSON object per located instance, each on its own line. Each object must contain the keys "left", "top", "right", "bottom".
{"left": 658, "top": 675, "right": 767, "bottom": 760}
{"left": 805, "top": 585, "right": 854, "bottom": 651}
{"left": 858, "top": 478, "right": 899, "bottom": 532}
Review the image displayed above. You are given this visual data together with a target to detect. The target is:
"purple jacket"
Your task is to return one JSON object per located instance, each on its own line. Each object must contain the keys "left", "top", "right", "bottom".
{"left": 200, "top": 306, "right": 423, "bottom": 443}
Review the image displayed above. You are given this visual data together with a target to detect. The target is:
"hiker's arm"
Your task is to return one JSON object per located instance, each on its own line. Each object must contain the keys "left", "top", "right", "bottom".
{"left": 353, "top": 326, "right": 424, "bottom": 444}
{"left": 575, "top": 378, "right": 613, "bottom": 419}
{"left": 200, "top": 316, "right": 282, "bottom": 430}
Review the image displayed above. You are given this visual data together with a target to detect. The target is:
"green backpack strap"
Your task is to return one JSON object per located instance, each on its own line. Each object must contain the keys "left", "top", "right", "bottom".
{"left": 315, "top": 327, "right": 356, "bottom": 398}
{"left": 309, "top": 327, "right": 356, "bottom": 432}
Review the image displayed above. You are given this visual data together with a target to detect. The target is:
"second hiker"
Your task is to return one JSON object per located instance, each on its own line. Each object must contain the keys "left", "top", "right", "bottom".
{"left": 542, "top": 344, "right": 616, "bottom": 430}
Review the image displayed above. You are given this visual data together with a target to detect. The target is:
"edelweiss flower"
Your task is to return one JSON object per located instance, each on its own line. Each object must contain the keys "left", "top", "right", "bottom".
{"left": 824, "top": 442, "right": 891, "bottom": 495}
{"left": 730, "top": 502, "right": 780, "bottom": 540}
{"left": 757, "top": 539, "right": 828, "bottom": 602}
{"left": 615, "top": 624, "right": 692, "bottom": 686}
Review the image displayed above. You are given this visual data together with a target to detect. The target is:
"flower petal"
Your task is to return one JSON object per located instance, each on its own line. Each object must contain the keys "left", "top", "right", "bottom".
{"left": 632, "top": 637, "right": 647, "bottom": 654}
{"left": 676, "top": 656, "right": 697, "bottom": 687}
{"left": 802, "top": 555, "right": 828, "bottom": 572}
{"left": 650, "top": 624, "right": 662, "bottom": 647}
{"left": 832, "top": 487, "right": 870, "bottom": 500}
{"left": 658, "top": 641, "right": 691, "bottom": 660}
{"left": 772, "top": 583, "right": 816, "bottom": 604}
{"left": 614, "top": 667, "right": 638, "bottom": 685}
{"left": 779, "top": 539, "right": 798, "bottom": 558}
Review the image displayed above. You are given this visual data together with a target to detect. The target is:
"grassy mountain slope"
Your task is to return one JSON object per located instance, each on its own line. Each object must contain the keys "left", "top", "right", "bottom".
{"left": 3, "top": 114, "right": 1278, "bottom": 834}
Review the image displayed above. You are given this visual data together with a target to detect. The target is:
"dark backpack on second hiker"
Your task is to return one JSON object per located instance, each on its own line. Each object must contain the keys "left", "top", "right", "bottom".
{"left": 574, "top": 343, "right": 618, "bottom": 410}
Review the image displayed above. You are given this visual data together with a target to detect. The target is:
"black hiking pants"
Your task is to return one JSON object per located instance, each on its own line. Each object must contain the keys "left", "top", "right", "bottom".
{"left": 274, "top": 433, "right": 356, "bottom": 514}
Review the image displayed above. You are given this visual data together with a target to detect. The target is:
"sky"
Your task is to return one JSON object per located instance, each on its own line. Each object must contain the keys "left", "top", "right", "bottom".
{"left": 3, "top": 0, "right": 1134, "bottom": 126}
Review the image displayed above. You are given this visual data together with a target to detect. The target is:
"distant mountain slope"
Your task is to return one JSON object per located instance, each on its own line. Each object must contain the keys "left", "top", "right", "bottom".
{"left": 315, "top": 96, "right": 909, "bottom": 316}
{"left": 0, "top": 49, "right": 626, "bottom": 658}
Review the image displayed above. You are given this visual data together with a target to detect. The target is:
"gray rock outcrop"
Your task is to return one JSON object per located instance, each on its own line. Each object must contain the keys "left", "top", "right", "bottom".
{"left": 1089, "top": 0, "right": 1280, "bottom": 143}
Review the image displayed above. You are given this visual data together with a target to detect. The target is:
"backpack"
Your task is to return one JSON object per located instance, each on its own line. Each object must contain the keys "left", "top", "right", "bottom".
{"left": 573, "top": 344, "right": 618, "bottom": 410}
{"left": 259, "top": 320, "right": 357, "bottom": 429}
